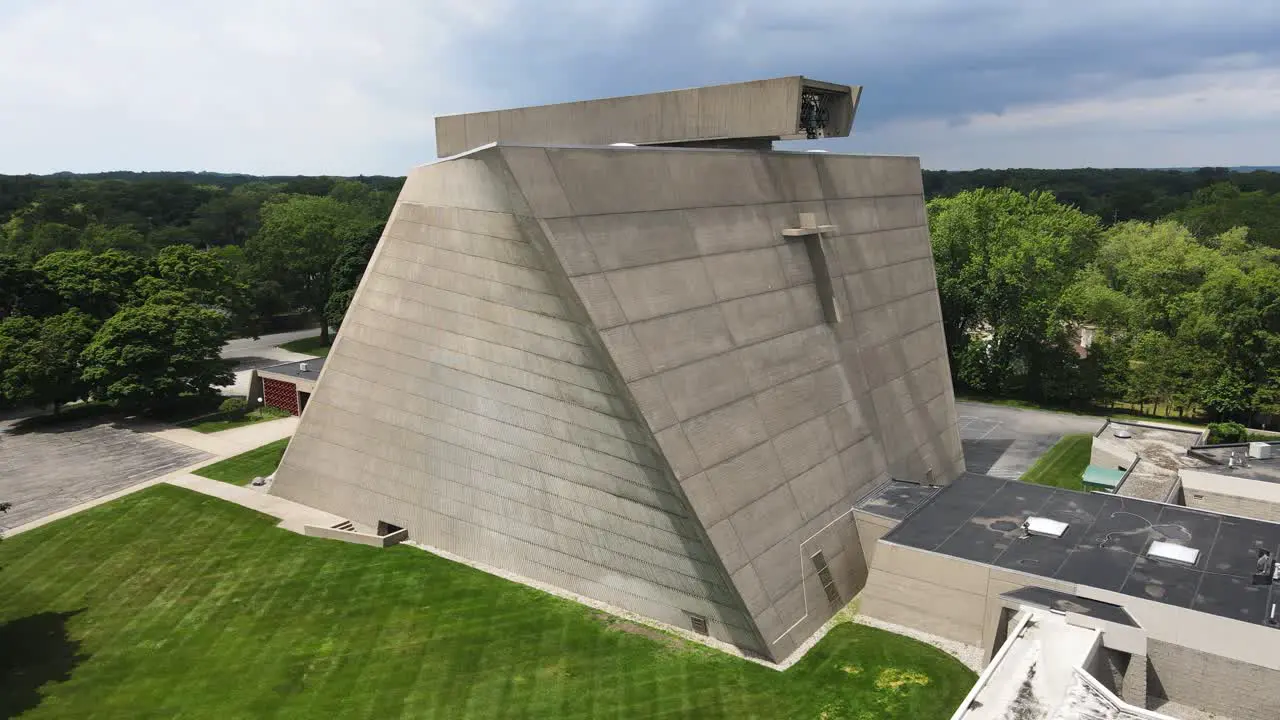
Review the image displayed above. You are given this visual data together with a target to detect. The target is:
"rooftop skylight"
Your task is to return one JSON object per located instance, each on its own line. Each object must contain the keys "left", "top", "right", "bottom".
{"left": 1148, "top": 540, "right": 1200, "bottom": 566}
{"left": 1025, "top": 517, "right": 1069, "bottom": 538}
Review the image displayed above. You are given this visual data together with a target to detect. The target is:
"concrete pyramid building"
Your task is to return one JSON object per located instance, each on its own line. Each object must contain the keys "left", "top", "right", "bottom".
{"left": 270, "top": 77, "right": 964, "bottom": 662}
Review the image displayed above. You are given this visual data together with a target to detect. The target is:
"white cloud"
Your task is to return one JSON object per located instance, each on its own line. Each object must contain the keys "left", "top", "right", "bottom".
{"left": 0, "top": 0, "right": 507, "bottom": 174}
{"left": 0, "top": 0, "right": 1275, "bottom": 174}
{"left": 858, "top": 60, "right": 1280, "bottom": 169}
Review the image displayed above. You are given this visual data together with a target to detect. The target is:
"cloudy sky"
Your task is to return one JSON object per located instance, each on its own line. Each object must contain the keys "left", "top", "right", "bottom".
{"left": 0, "top": 0, "right": 1276, "bottom": 175}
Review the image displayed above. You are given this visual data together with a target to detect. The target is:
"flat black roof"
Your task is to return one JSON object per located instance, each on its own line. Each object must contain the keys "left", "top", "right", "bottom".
{"left": 260, "top": 357, "right": 326, "bottom": 381}
{"left": 1000, "top": 586, "right": 1137, "bottom": 627}
{"left": 855, "top": 480, "right": 943, "bottom": 521}
{"left": 1190, "top": 443, "right": 1280, "bottom": 485}
{"left": 884, "top": 473, "right": 1280, "bottom": 628}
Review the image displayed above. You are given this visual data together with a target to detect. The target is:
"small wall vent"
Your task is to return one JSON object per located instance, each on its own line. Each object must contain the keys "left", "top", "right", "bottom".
{"left": 811, "top": 551, "right": 842, "bottom": 610}
{"left": 1024, "top": 517, "right": 1069, "bottom": 538}
{"left": 1148, "top": 540, "right": 1200, "bottom": 566}
{"left": 689, "top": 613, "right": 708, "bottom": 636}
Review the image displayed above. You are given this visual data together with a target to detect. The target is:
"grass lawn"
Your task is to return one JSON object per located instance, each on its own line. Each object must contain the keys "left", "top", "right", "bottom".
{"left": 0, "top": 486, "right": 975, "bottom": 719}
{"left": 279, "top": 334, "right": 331, "bottom": 357}
{"left": 193, "top": 437, "right": 291, "bottom": 484}
{"left": 182, "top": 406, "right": 292, "bottom": 434}
{"left": 1020, "top": 433, "right": 1093, "bottom": 490}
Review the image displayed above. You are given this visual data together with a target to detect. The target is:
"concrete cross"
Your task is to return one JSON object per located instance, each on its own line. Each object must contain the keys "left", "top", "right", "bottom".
{"left": 782, "top": 212, "right": 841, "bottom": 324}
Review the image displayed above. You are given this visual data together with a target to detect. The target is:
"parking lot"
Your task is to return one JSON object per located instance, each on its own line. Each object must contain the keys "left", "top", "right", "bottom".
{"left": 956, "top": 401, "right": 1105, "bottom": 479}
{"left": 0, "top": 416, "right": 210, "bottom": 532}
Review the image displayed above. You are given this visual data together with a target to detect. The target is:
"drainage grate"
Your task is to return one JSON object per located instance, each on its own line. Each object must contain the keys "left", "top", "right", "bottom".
{"left": 811, "top": 551, "right": 842, "bottom": 609}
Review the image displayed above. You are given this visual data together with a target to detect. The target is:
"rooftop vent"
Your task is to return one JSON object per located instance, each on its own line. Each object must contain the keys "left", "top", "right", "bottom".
{"left": 1249, "top": 442, "right": 1272, "bottom": 460}
{"left": 1113, "top": 428, "right": 1133, "bottom": 439}
{"left": 1024, "top": 517, "right": 1069, "bottom": 538}
{"left": 299, "top": 362, "right": 309, "bottom": 373}
{"left": 1148, "top": 540, "right": 1200, "bottom": 566}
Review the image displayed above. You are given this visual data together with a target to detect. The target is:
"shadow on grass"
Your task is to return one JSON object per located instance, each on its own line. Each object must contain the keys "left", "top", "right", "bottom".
{"left": 0, "top": 609, "right": 89, "bottom": 718}
{"left": 8, "top": 393, "right": 228, "bottom": 436}
{"left": 6, "top": 404, "right": 118, "bottom": 435}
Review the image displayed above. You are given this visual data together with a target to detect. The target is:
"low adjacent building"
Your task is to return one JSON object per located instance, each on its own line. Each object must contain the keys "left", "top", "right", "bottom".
{"left": 1087, "top": 420, "right": 1206, "bottom": 501}
{"left": 1181, "top": 441, "right": 1280, "bottom": 523}
{"left": 859, "top": 472, "right": 1280, "bottom": 720}
{"left": 246, "top": 357, "right": 325, "bottom": 416}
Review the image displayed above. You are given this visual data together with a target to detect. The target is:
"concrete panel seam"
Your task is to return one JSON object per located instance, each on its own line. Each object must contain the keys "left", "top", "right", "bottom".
{"left": 388, "top": 220, "right": 540, "bottom": 268}
{"left": 377, "top": 241, "right": 564, "bottom": 301}
{"left": 335, "top": 327, "right": 633, "bottom": 425}
{"left": 290, "top": 453, "right": 723, "bottom": 586}
{"left": 662, "top": 359, "right": 847, "bottom": 441}
{"left": 319, "top": 364, "right": 660, "bottom": 469}
{"left": 306, "top": 394, "right": 679, "bottom": 505}
{"left": 529, "top": 193, "right": 925, "bottom": 220}
{"left": 347, "top": 296, "right": 611, "bottom": 389}
{"left": 292, "top": 421, "right": 696, "bottom": 540}
{"left": 363, "top": 269, "right": 595, "bottom": 343}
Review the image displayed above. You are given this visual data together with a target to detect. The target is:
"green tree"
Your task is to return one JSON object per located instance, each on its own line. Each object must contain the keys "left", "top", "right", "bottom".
{"left": 0, "top": 254, "right": 60, "bottom": 319}
{"left": 189, "top": 183, "right": 278, "bottom": 248}
{"left": 34, "top": 249, "right": 149, "bottom": 319}
{"left": 1174, "top": 183, "right": 1280, "bottom": 248}
{"left": 928, "top": 188, "right": 1101, "bottom": 403}
{"left": 0, "top": 310, "right": 97, "bottom": 412}
{"left": 1092, "top": 221, "right": 1221, "bottom": 334}
{"left": 80, "top": 297, "right": 234, "bottom": 410}
{"left": 247, "top": 195, "right": 370, "bottom": 344}
{"left": 148, "top": 245, "right": 249, "bottom": 309}
{"left": 145, "top": 225, "right": 199, "bottom": 249}
{"left": 29, "top": 222, "right": 82, "bottom": 256}
{"left": 79, "top": 223, "right": 151, "bottom": 255}
{"left": 324, "top": 222, "right": 383, "bottom": 330}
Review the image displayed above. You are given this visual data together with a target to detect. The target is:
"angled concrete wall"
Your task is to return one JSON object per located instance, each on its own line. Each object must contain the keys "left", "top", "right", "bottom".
{"left": 270, "top": 154, "right": 766, "bottom": 655}
{"left": 273, "top": 143, "right": 962, "bottom": 663}
{"left": 502, "top": 144, "right": 962, "bottom": 659}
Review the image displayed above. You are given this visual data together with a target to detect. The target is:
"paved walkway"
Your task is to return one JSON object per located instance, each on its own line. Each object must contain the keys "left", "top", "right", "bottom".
{"left": 167, "top": 473, "right": 344, "bottom": 533}
{"left": 4, "top": 416, "right": 307, "bottom": 538}
{"left": 0, "top": 416, "right": 211, "bottom": 531}
{"left": 957, "top": 401, "right": 1106, "bottom": 480}
{"left": 140, "top": 416, "right": 299, "bottom": 456}
{"left": 6, "top": 456, "right": 213, "bottom": 537}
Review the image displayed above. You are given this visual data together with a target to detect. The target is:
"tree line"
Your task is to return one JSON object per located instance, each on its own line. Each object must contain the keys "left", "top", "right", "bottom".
{"left": 930, "top": 184, "right": 1280, "bottom": 425}
{"left": 1, "top": 166, "right": 1277, "bottom": 422}
{"left": 0, "top": 174, "right": 388, "bottom": 414}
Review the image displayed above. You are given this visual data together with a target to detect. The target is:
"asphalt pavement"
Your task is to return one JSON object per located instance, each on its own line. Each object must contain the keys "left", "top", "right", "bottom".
{"left": 956, "top": 401, "right": 1106, "bottom": 480}
{"left": 219, "top": 329, "right": 328, "bottom": 397}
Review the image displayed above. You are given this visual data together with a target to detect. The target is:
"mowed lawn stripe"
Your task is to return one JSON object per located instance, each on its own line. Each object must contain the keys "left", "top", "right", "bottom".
{"left": 193, "top": 437, "right": 291, "bottom": 485}
{"left": 0, "top": 484, "right": 974, "bottom": 719}
{"left": 1019, "top": 433, "right": 1092, "bottom": 490}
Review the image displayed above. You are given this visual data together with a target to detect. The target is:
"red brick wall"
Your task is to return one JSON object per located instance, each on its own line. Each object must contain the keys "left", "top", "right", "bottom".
{"left": 262, "top": 377, "right": 299, "bottom": 415}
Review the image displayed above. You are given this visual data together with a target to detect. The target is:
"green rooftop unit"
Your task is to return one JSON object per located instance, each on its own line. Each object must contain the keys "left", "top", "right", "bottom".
{"left": 1083, "top": 464, "right": 1126, "bottom": 493}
